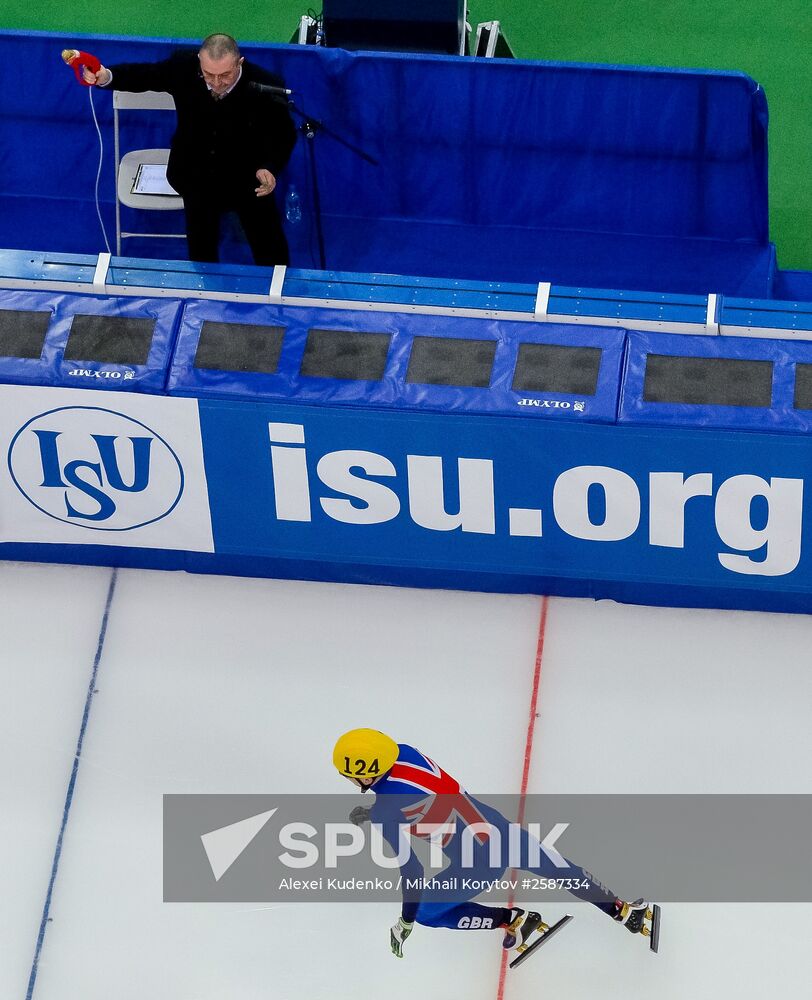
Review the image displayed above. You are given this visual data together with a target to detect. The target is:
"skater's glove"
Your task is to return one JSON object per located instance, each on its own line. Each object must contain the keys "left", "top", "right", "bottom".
{"left": 349, "top": 805, "right": 371, "bottom": 826}
{"left": 390, "top": 916, "right": 414, "bottom": 958}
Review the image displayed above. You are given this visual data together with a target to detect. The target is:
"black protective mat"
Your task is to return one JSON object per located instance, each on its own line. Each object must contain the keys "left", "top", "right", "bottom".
{"left": 793, "top": 363, "right": 812, "bottom": 411}
{"left": 513, "top": 343, "right": 601, "bottom": 395}
{"left": 300, "top": 328, "right": 391, "bottom": 381}
{"left": 0, "top": 308, "right": 51, "bottom": 359}
{"left": 65, "top": 315, "right": 154, "bottom": 366}
{"left": 406, "top": 336, "right": 496, "bottom": 387}
{"left": 643, "top": 355, "right": 773, "bottom": 407}
{"left": 194, "top": 321, "right": 285, "bottom": 374}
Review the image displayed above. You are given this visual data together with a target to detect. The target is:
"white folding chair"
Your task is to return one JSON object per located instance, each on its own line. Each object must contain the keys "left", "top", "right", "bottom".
{"left": 113, "top": 90, "right": 185, "bottom": 255}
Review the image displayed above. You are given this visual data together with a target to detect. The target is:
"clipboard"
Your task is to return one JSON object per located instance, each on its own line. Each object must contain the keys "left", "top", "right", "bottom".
{"left": 131, "top": 163, "right": 179, "bottom": 197}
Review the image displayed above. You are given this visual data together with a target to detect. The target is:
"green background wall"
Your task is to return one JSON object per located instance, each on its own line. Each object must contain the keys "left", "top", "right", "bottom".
{"left": 2, "top": 1, "right": 809, "bottom": 270}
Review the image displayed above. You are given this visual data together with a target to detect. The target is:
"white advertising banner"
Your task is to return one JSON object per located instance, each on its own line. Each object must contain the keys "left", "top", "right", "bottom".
{"left": 0, "top": 386, "right": 213, "bottom": 553}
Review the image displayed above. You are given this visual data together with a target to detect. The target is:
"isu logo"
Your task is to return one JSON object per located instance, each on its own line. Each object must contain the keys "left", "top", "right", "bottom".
{"left": 8, "top": 406, "right": 184, "bottom": 530}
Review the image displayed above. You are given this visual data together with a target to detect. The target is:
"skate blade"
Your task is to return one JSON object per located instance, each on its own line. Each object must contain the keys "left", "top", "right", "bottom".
{"left": 649, "top": 903, "right": 661, "bottom": 954}
{"left": 509, "top": 914, "right": 573, "bottom": 970}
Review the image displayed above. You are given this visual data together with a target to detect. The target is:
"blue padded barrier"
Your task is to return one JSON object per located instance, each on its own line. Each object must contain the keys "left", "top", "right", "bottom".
{"left": 0, "top": 250, "right": 540, "bottom": 315}
{"left": 543, "top": 285, "right": 717, "bottom": 334}
{"left": 2, "top": 541, "right": 811, "bottom": 616}
{"left": 0, "top": 30, "right": 778, "bottom": 297}
{"left": 720, "top": 296, "right": 812, "bottom": 341}
{"left": 4, "top": 387, "right": 812, "bottom": 613}
{"left": 193, "top": 398, "right": 812, "bottom": 609}
{"left": 4, "top": 289, "right": 812, "bottom": 613}
{"left": 280, "top": 269, "right": 537, "bottom": 316}
{"left": 0, "top": 288, "right": 182, "bottom": 392}
{"left": 0, "top": 249, "right": 276, "bottom": 299}
{"left": 168, "top": 300, "right": 626, "bottom": 422}
{"left": 310, "top": 220, "right": 777, "bottom": 298}
{"left": 108, "top": 257, "right": 276, "bottom": 298}
{"left": 0, "top": 249, "right": 99, "bottom": 287}
{"left": 774, "top": 270, "right": 812, "bottom": 303}
{"left": 6, "top": 249, "right": 812, "bottom": 346}
{"left": 618, "top": 331, "right": 812, "bottom": 434}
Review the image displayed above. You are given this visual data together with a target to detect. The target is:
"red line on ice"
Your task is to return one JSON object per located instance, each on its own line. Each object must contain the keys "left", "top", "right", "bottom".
{"left": 495, "top": 594, "right": 550, "bottom": 1000}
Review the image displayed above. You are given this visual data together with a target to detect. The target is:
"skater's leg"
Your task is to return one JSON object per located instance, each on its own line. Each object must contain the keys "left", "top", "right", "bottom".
{"left": 518, "top": 828, "right": 658, "bottom": 941}
{"left": 415, "top": 900, "right": 513, "bottom": 930}
{"left": 518, "top": 826, "right": 618, "bottom": 914}
{"left": 416, "top": 901, "right": 547, "bottom": 952}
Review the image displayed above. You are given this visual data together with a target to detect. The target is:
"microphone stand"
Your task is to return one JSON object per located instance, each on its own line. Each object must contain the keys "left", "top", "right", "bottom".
{"left": 271, "top": 93, "right": 378, "bottom": 271}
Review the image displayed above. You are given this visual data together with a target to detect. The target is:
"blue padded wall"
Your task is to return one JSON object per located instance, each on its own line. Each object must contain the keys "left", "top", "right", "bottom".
{"left": 0, "top": 288, "right": 182, "bottom": 392}
{"left": 0, "top": 30, "right": 774, "bottom": 296}
{"left": 168, "top": 300, "right": 625, "bottom": 422}
{"left": 619, "top": 331, "right": 812, "bottom": 434}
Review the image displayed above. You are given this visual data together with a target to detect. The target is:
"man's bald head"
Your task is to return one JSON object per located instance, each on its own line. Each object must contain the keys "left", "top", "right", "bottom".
{"left": 200, "top": 34, "right": 240, "bottom": 61}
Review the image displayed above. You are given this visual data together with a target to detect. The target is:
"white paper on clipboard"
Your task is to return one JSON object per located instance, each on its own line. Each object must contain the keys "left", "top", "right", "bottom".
{"left": 131, "top": 163, "right": 179, "bottom": 196}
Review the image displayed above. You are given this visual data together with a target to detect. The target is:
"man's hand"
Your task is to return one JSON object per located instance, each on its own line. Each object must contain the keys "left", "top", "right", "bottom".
{"left": 255, "top": 169, "right": 277, "bottom": 197}
{"left": 82, "top": 65, "right": 112, "bottom": 87}
{"left": 390, "top": 917, "right": 414, "bottom": 958}
{"left": 349, "top": 805, "right": 371, "bottom": 827}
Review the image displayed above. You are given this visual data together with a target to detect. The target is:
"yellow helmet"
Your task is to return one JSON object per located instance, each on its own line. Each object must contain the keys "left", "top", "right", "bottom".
{"left": 333, "top": 728, "right": 399, "bottom": 781}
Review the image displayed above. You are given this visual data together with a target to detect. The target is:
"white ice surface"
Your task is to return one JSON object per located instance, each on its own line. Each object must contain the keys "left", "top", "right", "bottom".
{"left": 2, "top": 563, "right": 810, "bottom": 1000}
{"left": 0, "top": 563, "right": 113, "bottom": 998}
{"left": 517, "top": 596, "right": 812, "bottom": 1000}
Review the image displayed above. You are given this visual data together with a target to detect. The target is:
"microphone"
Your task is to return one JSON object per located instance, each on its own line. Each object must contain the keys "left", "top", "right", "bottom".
{"left": 248, "top": 81, "right": 293, "bottom": 98}
{"left": 61, "top": 48, "right": 102, "bottom": 86}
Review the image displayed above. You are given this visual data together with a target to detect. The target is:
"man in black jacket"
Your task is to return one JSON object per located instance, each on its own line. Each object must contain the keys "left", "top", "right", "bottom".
{"left": 86, "top": 34, "right": 297, "bottom": 266}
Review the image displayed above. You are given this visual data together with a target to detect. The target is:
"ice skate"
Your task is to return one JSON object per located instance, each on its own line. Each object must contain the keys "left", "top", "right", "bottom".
{"left": 507, "top": 913, "right": 574, "bottom": 969}
{"left": 502, "top": 908, "right": 547, "bottom": 952}
{"left": 614, "top": 898, "right": 661, "bottom": 952}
